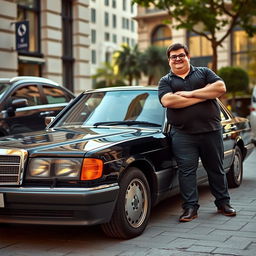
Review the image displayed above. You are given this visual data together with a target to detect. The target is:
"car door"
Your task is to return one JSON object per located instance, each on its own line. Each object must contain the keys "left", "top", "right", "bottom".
{"left": 220, "top": 104, "right": 236, "bottom": 170}
{"left": 5, "top": 84, "right": 46, "bottom": 134}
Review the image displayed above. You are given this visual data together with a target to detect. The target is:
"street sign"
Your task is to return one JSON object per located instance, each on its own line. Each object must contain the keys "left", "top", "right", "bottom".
{"left": 16, "top": 20, "right": 29, "bottom": 51}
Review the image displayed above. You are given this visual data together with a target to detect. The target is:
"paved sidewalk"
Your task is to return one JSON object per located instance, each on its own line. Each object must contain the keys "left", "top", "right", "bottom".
{"left": 0, "top": 149, "right": 255, "bottom": 256}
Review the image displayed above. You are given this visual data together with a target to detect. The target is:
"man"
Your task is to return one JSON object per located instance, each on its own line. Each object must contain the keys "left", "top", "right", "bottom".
{"left": 158, "top": 43, "right": 236, "bottom": 222}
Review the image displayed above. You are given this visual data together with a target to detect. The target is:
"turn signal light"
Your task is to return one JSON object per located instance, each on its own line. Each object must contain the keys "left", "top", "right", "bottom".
{"left": 80, "top": 158, "right": 103, "bottom": 180}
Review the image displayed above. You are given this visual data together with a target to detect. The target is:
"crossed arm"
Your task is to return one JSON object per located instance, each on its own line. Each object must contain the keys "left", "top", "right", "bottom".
{"left": 161, "top": 80, "right": 226, "bottom": 109}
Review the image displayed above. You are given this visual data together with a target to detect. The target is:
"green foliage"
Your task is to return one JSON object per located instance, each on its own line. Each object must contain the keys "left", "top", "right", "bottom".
{"left": 217, "top": 66, "right": 249, "bottom": 94}
{"left": 114, "top": 44, "right": 142, "bottom": 86}
{"left": 92, "top": 62, "right": 123, "bottom": 87}
{"left": 140, "top": 45, "right": 169, "bottom": 85}
{"left": 132, "top": 0, "right": 256, "bottom": 71}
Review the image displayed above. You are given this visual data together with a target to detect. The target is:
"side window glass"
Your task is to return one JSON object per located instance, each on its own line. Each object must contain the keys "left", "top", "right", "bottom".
{"left": 11, "top": 85, "right": 41, "bottom": 106}
{"left": 42, "top": 86, "right": 71, "bottom": 104}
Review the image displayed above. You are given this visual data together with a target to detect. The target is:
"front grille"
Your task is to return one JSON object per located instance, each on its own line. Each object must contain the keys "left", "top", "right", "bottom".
{"left": 0, "top": 155, "right": 22, "bottom": 185}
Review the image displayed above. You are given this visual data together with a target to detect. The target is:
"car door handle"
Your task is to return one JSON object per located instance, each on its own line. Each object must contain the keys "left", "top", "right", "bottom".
{"left": 40, "top": 111, "right": 54, "bottom": 116}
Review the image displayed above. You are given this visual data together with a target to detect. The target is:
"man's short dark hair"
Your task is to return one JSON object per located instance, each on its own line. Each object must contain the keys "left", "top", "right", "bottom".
{"left": 166, "top": 43, "right": 189, "bottom": 58}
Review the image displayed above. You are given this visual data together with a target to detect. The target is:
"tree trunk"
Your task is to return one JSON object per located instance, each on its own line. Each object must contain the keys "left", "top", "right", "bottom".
{"left": 148, "top": 75, "right": 154, "bottom": 86}
{"left": 211, "top": 41, "right": 218, "bottom": 73}
{"left": 129, "top": 75, "right": 133, "bottom": 86}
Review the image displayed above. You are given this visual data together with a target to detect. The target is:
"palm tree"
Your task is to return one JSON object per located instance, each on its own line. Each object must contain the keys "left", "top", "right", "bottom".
{"left": 91, "top": 62, "right": 122, "bottom": 88}
{"left": 114, "top": 44, "right": 142, "bottom": 86}
{"left": 140, "top": 46, "right": 169, "bottom": 85}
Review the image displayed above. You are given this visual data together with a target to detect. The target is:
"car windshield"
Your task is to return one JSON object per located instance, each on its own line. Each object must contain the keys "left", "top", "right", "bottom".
{"left": 54, "top": 90, "right": 165, "bottom": 128}
{"left": 0, "top": 82, "right": 10, "bottom": 98}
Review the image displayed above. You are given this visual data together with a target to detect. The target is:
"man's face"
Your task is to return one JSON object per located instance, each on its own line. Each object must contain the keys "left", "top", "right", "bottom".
{"left": 168, "top": 48, "right": 190, "bottom": 75}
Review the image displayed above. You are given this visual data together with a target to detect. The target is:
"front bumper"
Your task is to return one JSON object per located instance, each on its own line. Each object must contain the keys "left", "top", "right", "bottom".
{"left": 0, "top": 184, "right": 119, "bottom": 225}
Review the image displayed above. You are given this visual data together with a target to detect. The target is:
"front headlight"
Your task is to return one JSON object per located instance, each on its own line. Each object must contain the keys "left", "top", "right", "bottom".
{"left": 27, "top": 158, "right": 82, "bottom": 180}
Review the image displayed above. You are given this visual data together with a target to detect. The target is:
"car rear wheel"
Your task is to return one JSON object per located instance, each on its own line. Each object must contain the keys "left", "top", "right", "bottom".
{"left": 101, "top": 167, "right": 151, "bottom": 239}
{"left": 227, "top": 146, "right": 243, "bottom": 188}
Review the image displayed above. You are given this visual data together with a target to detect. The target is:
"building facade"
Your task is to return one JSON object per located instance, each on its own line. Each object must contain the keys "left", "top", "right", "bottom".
{"left": 89, "top": 0, "right": 137, "bottom": 88}
{"left": 135, "top": 6, "right": 256, "bottom": 86}
{"left": 0, "top": 0, "right": 90, "bottom": 94}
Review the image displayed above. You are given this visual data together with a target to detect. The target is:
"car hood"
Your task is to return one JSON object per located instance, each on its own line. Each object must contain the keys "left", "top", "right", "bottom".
{"left": 0, "top": 127, "right": 159, "bottom": 157}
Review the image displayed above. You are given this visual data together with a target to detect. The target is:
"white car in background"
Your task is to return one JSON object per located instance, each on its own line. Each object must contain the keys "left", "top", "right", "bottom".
{"left": 250, "top": 86, "right": 256, "bottom": 138}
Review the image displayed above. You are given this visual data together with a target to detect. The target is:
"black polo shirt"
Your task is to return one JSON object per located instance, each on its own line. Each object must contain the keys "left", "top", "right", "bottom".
{"left": 158, "top": 65, "right": 222, "bottom": 134}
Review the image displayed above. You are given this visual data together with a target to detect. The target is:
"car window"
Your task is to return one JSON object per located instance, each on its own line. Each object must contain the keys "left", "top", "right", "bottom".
{"left": 0, "top": 82, "right": 10, "bottom": 96}
{"left": 54, "top": 90, "right": 165, "bottom": 127}
{"left": 42, "top": 85, "right": 71, "bottom": 104}
{"left": 11, "top": 85, "right": 42, "bottom": 106}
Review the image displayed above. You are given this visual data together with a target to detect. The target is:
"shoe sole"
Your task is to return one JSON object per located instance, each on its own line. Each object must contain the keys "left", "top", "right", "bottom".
{"left": 179, "top": 214, "right": 198, "bottom": 222}
{"left": 217, "top": 210, "right": 236, "bottom": 216}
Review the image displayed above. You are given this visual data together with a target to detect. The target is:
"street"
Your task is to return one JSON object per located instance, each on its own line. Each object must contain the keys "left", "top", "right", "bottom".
{"left": 0, "top": 148, "right": 255, "bottom": 256}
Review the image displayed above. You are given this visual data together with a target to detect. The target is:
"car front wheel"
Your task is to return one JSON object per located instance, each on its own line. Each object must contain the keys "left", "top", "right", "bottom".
{"left": 101, "top": 167, "right": 151, "bottom": 239}
{"left": 227, "top": 146, "right": 243, "bottom": 188}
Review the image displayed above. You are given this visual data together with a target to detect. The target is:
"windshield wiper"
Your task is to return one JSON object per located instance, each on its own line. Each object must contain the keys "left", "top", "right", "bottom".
{"left": 93, "top": 120, "right": 161, "bottom": 127}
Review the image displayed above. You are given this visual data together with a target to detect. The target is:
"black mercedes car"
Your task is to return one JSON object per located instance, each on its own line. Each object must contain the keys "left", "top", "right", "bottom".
{"left": 0, "top": 86, "right": 254, "bottom": 239}
{"left": 0, "top": 76, "right": 75, "bottom": 136}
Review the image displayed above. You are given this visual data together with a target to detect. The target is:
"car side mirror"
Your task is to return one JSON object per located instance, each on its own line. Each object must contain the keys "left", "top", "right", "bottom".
{"left": 11, "top": 98, "right": 28, "bottom": 109}
{"left": 45, "top": 116, "right": 55, "bottom": 126}
{"left": 5, "top": 98, "right": 28, "bottom": 117}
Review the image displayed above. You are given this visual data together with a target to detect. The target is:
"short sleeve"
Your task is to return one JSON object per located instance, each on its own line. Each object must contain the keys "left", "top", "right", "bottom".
{"left": 158, "top": 74, "right": 172, "bottom": 103}
{"left": 204, "top": 67, "right": 223, "bottom": 84}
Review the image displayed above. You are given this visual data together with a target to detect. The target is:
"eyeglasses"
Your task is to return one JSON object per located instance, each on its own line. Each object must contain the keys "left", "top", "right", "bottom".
{"left": 169, "top": 53, "right": 186, "bottom": 61}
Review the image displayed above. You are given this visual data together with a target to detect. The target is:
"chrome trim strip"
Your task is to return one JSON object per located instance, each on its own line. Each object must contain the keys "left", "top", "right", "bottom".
{"left": 0, "top": 183, "right": 119, "bottom": 192}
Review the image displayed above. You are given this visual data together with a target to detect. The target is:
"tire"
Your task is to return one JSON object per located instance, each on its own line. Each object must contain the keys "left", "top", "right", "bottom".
{"left": 227, "top": 146, "right": 243, "bottom": 188}
{"left": 101, "top": 167, "right": 151, "bottom": 239}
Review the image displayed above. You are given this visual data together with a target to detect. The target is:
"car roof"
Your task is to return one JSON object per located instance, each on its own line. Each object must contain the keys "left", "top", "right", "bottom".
{"left": 84, "top": 86, "right": 158, "bottom": 93}
{"left": 0, "top": 76, "right": 59, "bottom": 86}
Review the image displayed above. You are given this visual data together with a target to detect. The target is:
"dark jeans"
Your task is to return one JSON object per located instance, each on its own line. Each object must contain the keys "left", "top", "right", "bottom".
{"left": 170, "top": 128, "right": 230, "bottom": 210}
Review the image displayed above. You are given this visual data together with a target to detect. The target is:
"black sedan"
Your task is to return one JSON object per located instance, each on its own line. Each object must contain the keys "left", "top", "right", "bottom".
{"left": 0, "top": 86, "right": 254, "bottom": 239}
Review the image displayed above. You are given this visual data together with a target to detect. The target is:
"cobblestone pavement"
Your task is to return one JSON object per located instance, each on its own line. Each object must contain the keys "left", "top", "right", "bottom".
{"left": 0, "top": 149, "right": 255, "bottom": 256}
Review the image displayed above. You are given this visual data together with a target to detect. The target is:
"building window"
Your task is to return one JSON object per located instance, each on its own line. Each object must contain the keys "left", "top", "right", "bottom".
{"left": 232, "top": 29, "right": 256, "bottom": 83}
{"left": 91, "top": 8, "right": 96, "bottom": 23}
{"left": 122, "top": 18, "right": 125, "bottom": 29}
{"left": 131, "top": 3, "right": 134, "bottom": 13}
{"left": 62, "top": 0, "right": 74, "bottom": 91}
{"left": 91, "top": 29, "right": 96, "bottom": 43}
{"left": 105, "top": 0, "right": 109, "bottom": 6}
{"left": 123, "top": 0, "right": 126, "bottom": 11}
{"left": 122, "top": 17, "right": 129, "bottom": 29}
{"left": 105, "top": 32, "right": 110, "bottom": 41}
{"left": 17, "top": 0, "right": 40, "bottom": 53}
{"left": 131, "top": 20, "right": 135, "bottom": 32}
{"left": 151, "top": 25, "right": 172, "bottom": 47}
{"left": 188, "top": 32, "right": 213, "bottom": 67}
{"left": 112, "top": 0, "right": 116, "bottom": 8}
{"left": 105, "top": 52, "right": 111, "bottom": 62}
{"left": 112, "top": 14, "right": 117, "bottom": 28}
{"left": 112, "top": 34, "right": 117, "bottom": 43}
{"left": 92, "top": 50, "right": 96, "bottom": 64}
{"left": 104, "top": 12, "right": 109, "bottom": 26}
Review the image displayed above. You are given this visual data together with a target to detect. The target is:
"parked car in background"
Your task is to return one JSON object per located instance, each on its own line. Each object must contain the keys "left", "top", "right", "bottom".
{"left": 0, "top": 86, "right": 254, "bottom": 239}
{"left": 0, "top": 76, "right": 75, "bottom": 136}
{"left": 250, "top": 86, "right": 256, "bottom": 138}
